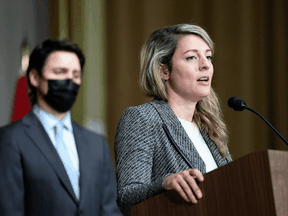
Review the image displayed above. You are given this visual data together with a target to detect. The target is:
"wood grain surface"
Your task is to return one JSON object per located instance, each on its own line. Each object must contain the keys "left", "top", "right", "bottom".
{"left": 131, "top": 150, "right": 288, "bottom": 216}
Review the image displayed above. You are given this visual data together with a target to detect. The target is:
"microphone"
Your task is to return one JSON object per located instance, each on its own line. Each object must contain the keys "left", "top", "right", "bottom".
{"left": 228, "top": 97, "right": 247, "bottom": 111}
{"left": 228, "top": 97, "right": 288, "bottom": 146}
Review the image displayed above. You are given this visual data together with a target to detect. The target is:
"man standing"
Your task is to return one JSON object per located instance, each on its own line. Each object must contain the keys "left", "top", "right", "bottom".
{"left": 0, "top": 39, "right": 120, "bottom": 216}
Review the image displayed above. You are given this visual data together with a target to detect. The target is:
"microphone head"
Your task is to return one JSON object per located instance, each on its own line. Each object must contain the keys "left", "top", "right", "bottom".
{"left": 228, "top": 97, "right": 247, "bottom": 111}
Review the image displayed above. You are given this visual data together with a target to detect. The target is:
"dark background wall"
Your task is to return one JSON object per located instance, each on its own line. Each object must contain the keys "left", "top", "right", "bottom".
{"left": 105, "top": 0, "right": 288, "bottom": 161}
{"left": 1, "top": 0, "right": 287, "bottom": 162}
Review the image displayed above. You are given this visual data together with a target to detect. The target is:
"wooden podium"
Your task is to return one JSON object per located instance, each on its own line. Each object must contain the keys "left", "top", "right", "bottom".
{"left": 131, "top": 150, "right": 287, "bottom": 216}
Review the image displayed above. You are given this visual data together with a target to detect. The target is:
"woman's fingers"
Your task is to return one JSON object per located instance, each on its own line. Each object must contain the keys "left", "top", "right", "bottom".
{"left": 169, "top": 177, "right": 191, "bottom": 202}
{"left": 163, "top": 169, "right": 204, "bottom": 203}
{"left": 179, "top": 175, "right": 199, "bottom": 203}
{"left": 189, "top": 169, "right": 204, "bottom": 182}
{"left": 184, "top": 172, "right": 202, "bottom": 201}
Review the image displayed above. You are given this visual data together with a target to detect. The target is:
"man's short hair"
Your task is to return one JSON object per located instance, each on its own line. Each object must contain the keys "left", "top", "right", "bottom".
{"left": 26, "top": 38, "right": 85, "bottom": 105}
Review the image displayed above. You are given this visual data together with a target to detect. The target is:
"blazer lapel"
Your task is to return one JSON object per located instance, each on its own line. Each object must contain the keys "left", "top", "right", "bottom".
{"left": 150, "top": 99, "right": 206, "bottom": 173}
{"left": 201, "top": 130, "right": 228, "bottom": 167}
{"left": 22, "top": 112, "right": 78, "bottom": 204}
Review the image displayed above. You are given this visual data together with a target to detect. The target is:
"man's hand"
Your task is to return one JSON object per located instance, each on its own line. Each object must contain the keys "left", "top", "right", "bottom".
{"left": 163, "top": 169, "right": 204, "bottom": 203}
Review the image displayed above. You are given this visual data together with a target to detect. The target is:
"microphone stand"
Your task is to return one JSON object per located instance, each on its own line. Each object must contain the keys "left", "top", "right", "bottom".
{"left": 243, "top": 105, "right": 288, "bottom": 146}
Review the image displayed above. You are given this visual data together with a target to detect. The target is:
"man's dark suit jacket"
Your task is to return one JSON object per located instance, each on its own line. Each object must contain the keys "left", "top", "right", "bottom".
{"left": 0, "top": 111, "right": 120, "bottom": 216}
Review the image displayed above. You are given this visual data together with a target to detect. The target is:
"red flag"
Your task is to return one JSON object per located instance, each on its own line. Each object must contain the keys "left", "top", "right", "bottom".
{"left": 11, "top": 73, "right": 31, "bottom": 122}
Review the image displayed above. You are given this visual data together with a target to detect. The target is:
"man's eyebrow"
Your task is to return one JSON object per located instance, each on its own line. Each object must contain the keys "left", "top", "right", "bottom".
{"left": 53, "top": 67, "right": 68, "bottom": 71}
{"left": 53, "top": 68, "right": 81, "bottom": 72}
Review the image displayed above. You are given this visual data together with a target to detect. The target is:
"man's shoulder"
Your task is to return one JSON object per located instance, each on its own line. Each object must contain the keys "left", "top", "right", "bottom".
{"left": 71, "top": 121, "right": 105, "bottom": 142}
{"left": 0, "top": 112, "right": 33, "bottom": 133}
{"left": 71, "top": 121, "right": 110, "bottom": 157}
{"left": 0, "top": 112, "right": 42, "bottom": 143}
{"left": 0, "top": 122, "right": 19, "bottom": 136}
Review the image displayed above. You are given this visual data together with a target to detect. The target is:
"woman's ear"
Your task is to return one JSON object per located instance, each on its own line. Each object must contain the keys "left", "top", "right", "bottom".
{"left": 29, "top": 69, "right": 40, "bottom": 88}
{"left": 160, "top": 64, "right": 170, "bottom": 81}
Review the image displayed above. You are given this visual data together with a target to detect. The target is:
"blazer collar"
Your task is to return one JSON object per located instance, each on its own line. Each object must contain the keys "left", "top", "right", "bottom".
{"left": 200, "top": 131, "right": 228, "bottom": 168}
{"left": 149, "top": 98, "right": 228, "bottom": 171}
{"left": 149, "top": 98, "right": 206, "bottom": 173}
{"left": 22, "top": 111, "right": 79, "bottom": 204}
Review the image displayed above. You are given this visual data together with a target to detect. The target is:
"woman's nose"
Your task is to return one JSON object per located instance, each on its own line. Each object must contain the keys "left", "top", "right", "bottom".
{"left": 199, "top": 57, "right": 211, "bottom": 71}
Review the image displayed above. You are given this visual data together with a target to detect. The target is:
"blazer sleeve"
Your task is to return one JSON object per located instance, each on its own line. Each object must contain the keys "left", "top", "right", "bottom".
{"left": 0, "top": 126, "right": 25, "bottom": 216}
{"left": 114, "top": 107, "right": 167, "bottom": 216}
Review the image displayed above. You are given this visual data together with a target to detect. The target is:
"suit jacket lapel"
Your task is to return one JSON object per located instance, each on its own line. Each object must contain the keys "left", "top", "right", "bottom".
{"left": 72, "top": 123, "right": 91, "bottom": 205}
{"left": 150, "top": 99, "right": 206, "bottom": 173}
{"left": 22, "top": 112, "right": 78, "bottom": 204}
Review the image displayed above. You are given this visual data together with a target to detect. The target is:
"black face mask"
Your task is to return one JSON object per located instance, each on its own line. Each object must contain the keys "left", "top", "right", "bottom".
{"left": 44, "top": 79, "right": 80, "bottom": 113}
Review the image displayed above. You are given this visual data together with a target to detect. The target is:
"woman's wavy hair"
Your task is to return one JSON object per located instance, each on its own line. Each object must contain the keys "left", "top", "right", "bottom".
{"left": 139, "top": 24, "right": 229, "bottom": 157}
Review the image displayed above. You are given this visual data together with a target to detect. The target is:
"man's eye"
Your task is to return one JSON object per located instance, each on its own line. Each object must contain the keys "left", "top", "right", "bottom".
{"left": 73, "top": 72, "right": 81, "bottom": 78}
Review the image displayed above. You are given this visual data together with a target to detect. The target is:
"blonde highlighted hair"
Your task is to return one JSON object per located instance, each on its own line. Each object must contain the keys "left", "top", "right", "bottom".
{"left": 139, "top": 24, "right": 229, "bottom": 157}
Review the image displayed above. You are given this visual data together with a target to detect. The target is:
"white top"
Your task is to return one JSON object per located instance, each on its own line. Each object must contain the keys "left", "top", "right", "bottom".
{"left": 179, "top": 118, "right": 218, "bottom": 173}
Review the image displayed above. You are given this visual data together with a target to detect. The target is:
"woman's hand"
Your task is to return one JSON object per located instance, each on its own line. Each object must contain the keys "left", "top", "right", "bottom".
{"left": 163, "top": 169, "right": 204, "bottom": 203}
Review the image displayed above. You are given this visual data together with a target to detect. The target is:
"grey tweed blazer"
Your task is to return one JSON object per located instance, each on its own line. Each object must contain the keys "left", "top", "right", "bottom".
{"left": 114, "top": 98, "right": 232, "bottom": 216}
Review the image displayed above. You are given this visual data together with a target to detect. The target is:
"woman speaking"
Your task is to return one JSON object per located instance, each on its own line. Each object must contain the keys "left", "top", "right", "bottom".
{"left": 114, "top": 24, "right": 232, "bottom": 216}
